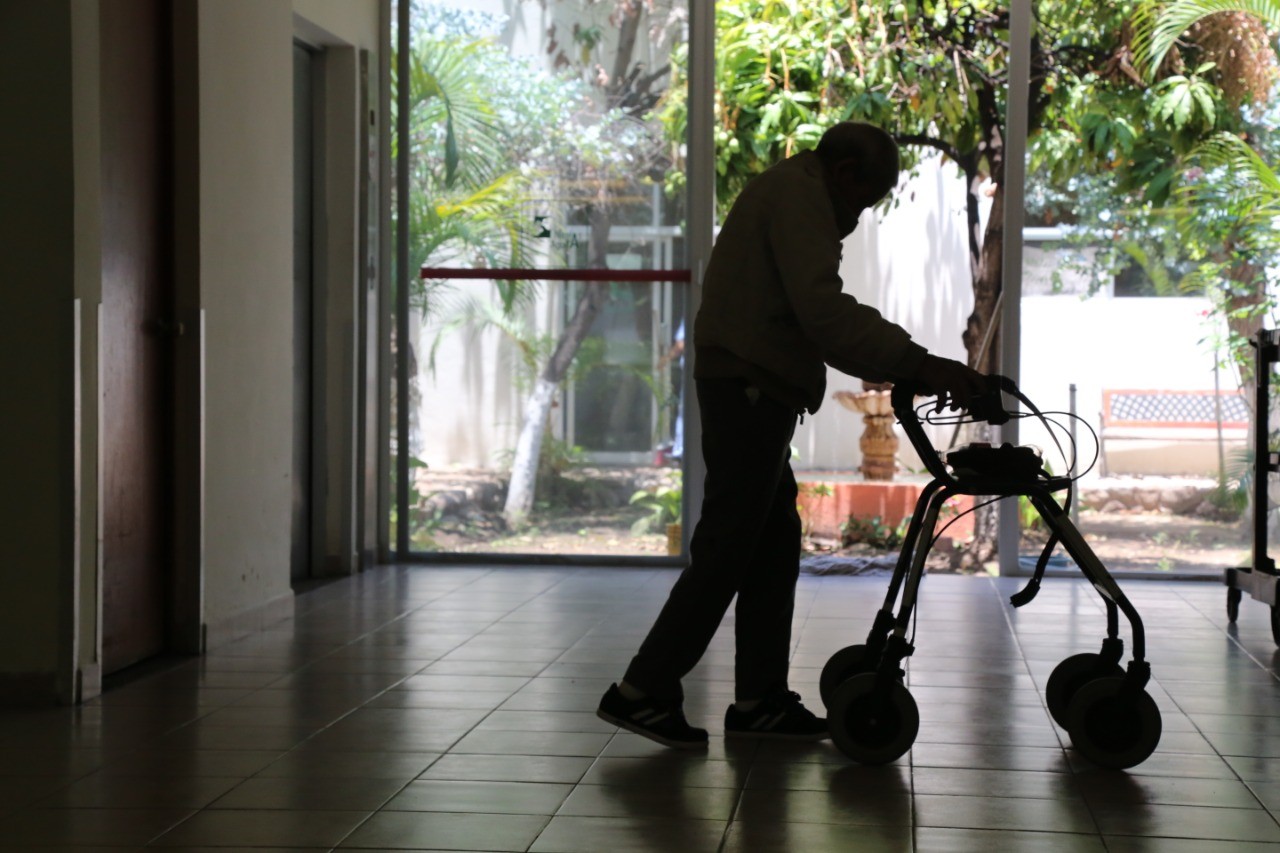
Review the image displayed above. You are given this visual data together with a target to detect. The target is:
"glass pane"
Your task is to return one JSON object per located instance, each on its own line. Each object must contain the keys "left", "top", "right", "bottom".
{"left": 1017, "top": 18, "right": 1280, "bottom": 577}
{"left": 405, "top": 0, "right": 689, "bottom": 557}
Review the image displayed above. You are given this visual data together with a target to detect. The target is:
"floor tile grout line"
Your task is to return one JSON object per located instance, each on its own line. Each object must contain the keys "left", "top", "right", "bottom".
{"left": 130, "top": 569, "right": 467, "bottom": 847}
{"left": 317, "top": 566, "right": 619, "bottom": 852}
{"left": 1170, "top": 583, "right": 1280, "bottom": 684}
{"left": 1140, "top": 582, "right": 1280, "bottom": 818}
{"left": 10, "top": 569, "right": 1280, "bottom": 848}
{"left": 982, "top": 573, "right": 1106, "bottom": 843}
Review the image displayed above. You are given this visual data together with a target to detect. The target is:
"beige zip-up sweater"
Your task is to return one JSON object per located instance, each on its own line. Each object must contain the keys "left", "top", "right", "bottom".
{"left": 694, "top": 150, "right": 928, "bottom": 414}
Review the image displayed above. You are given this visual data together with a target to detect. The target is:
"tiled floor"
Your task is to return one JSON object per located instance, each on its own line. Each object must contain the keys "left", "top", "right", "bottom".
{"left": 2, "top": 566, "right": 1280, "bottom": 851}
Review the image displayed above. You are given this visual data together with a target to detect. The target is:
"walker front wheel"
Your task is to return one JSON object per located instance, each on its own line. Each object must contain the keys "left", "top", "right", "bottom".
{"left": 1065, "top": 677, "right": 1162, "bottom": 770}
{"left": 828, "top": 673, "right": 919, "bottom": 765}
{"left": 820, "top": 645, "right": 875, "bottom": 709}
{"left": 1045, "top": 653, "right": 1124, "bottom": 728}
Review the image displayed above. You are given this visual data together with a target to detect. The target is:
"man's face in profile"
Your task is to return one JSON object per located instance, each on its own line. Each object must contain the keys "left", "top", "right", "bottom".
{"left": 829, "top": 159, "right": 893, "bottom": 217}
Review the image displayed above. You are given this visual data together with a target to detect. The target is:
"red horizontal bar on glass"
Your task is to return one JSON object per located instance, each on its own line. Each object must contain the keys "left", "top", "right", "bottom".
{"left": 421, "top": 267, "right": 691, "bottom": 283}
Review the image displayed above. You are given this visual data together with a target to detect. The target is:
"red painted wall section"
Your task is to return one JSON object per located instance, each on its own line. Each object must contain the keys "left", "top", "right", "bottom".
{"left": 796, "top": 480, "right": 975, "bottom": 543}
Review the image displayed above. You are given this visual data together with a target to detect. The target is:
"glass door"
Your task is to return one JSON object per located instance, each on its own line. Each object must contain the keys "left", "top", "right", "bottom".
{"left": 398, "top": 0, "right": 692, "bottom": 559}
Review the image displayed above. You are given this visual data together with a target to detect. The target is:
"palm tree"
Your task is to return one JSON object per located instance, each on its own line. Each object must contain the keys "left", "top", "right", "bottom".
{"left": 1133, "top": 0, "right": 1280, "bottom": 380}
{"left": 1134, "top": 0, "right": 1280, "bottom": 75}
{"left": 1131, "top": 0, "right": 1280, "bottom": 220}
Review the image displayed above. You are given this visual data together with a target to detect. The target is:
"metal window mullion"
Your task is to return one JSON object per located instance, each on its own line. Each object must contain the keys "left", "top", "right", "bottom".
{"left": 681, "top": 0, "right": 715, "bottom": 558}
{"left": 395, "top": 0, "right": 410, "bottom": 558}
{"left": 998, "top": 0, "right": 1031, "bottom": 575}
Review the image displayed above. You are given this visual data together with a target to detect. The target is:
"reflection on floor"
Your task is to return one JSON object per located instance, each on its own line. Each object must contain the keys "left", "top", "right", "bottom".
{"left": 2, "top": 566, "right": 1279, "bottom": 850}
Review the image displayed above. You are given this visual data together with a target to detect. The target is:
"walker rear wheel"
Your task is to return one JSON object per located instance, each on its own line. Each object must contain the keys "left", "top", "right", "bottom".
{"left": 820, "top": 645, "right": 875, "bottom": 709}
{"left": 828, "top": 673, "right": 919, "bottom": 765}
{"left": 1065, "top": 677, "right": 1162, "bottom": 769}
{"left": 1045, "top": 653, "right": 1124, "bottom": 728}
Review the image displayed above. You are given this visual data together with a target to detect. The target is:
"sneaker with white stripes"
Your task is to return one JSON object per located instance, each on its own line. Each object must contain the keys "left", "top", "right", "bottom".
{"left": 596, "top": 683, "right": 708, "bottom": 750}
{"left": 724, "top": 690, "right": 829, "bottom": 741}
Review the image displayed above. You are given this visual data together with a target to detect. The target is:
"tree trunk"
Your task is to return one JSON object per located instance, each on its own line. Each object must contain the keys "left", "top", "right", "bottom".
{"left": 958, "top": 102, "right": 1006, "bottom": 569}
{"left": 502, "top": 209, "right": 612, "bottom": 528}
{"left": 958, "top": 180, "right": 1006, "bottom": 570}
{"left": 964, "top": 183, "right": 1004, "bottom": 376}
{"left": 502, "top": 5, "right": 648, "bottom": 528}
{"left": 1224, "top": 253, "right": 1267, "bottom": 388}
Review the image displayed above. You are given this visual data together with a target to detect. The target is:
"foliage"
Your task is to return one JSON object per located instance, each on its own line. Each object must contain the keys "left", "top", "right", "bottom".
{"left": 390, "top": 456, "right": 443, "bottom": 550}
{"left": 536, "top": 434, "right": 588, "bottom": 482}
{"left": 405, "top": 4, "right": 664, "bottom": 311}
{"left": 1026, "top": 0, "right": 1280, "bottom": 379}
{"left": 797, "top": 481, "right": 835, "bottom": 544}
{"left": 495, "top": 429, "right": 589, "bottom": 480}
{"left": 426, "top": 292, "right": 607, "bottom": 391}
{"left": 630, "top": 472, "right": 683, "bottom": 536}
{"left": 1133, "top": 0, "right": 1280, "bottom": 97}
{"left": 841, "top": 514, "right": 910, "bottom": 550}
{"left": 407, "top": 4, "right": 679, "bottom": 523}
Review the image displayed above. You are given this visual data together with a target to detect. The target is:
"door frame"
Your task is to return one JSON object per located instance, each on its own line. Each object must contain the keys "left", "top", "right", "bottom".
{"left": 294, "top": 14, "right": 372, "bottom": 580}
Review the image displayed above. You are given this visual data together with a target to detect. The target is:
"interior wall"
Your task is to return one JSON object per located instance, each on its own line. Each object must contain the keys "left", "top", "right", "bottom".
{"left": 193, "top": 0, "right": 381, "bottom": 635}
{"left": 71, "top": 0, "right": 104, "bottom": 700}
{"left": 196, "top": 0, "right": 298, "bottom": 638}
{"left": 0, "top": 0, "right": 383, "bottom": 704}
{"left": 290, "top": 0, "right": 383, "bottom": 577}
{"left": 0, "top": 1, "right": 77, "bottom": 699}
{"left": 293, "top": 0, "right": 378, "bottom": 48}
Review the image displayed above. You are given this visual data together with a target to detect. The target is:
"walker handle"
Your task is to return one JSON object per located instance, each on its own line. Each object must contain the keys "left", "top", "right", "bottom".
{"left": 889, "top": 374, "right": 1017, "bottom": 482}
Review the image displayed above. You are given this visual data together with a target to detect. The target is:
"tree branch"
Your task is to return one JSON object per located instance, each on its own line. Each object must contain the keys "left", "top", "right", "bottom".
{"left": 894, "top": 133, "right": 962, "bottom": 164}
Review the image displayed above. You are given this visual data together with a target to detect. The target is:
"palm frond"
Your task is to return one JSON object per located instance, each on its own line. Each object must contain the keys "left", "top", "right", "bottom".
{"left": 1133, "top": 0, "right": 1280, "bottom": 80}
{"left": 425, "top": 294, "right": 541, "bottom": 378}
{"left": 1180, "top": 132, "right": 1280, "bottom": 229}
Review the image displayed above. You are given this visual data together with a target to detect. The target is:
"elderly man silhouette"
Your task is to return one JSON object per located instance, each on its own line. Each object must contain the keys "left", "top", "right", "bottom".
{"left": 598, "top": 122, "right": 985, "bottom": 748}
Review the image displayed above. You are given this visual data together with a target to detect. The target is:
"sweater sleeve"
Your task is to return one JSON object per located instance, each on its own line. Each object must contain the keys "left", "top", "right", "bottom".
{"left": 768, "top": 180, "right": 927, "bottom": 382}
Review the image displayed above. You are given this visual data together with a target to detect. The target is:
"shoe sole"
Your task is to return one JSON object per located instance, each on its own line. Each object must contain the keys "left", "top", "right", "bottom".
{"left": 725, "top": 729, "right": 832, "bottom": 741}
{"left": 596, "top": 708, "right": 708, "bottom": 750}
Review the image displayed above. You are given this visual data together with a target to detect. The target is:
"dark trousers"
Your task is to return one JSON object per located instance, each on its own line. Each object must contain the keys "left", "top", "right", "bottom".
{"left": 623, "top": 378, "right": 802, "bottom": 704}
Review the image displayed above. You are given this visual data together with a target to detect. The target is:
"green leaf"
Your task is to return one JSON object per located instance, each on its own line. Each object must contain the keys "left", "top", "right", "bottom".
{"left": 443, "top": 115, "right": 460, "bottom": 187}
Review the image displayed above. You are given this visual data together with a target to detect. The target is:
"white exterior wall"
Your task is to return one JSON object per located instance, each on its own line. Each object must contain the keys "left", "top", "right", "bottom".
{"left": 418, "top": 290, "right": 554, "bottom": 470}
{"left": 793, "top": 155, "right": 977, "bottom": 472}
{"left": 1019, "top": 294, "right": 1230, "bottom": 480}
{"left": 793, "top": 158, "right": 1230, "bottom": 476}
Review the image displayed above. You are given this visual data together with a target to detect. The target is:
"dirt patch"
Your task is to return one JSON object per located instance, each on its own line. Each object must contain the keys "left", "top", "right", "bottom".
{"left": 414, "top": 467, "right": 677, "bottom": 556}
{"left": 411, "top": 468, "right": 1249, "bottom": 574}
{"left": 1069, "top": 509, "right": 1248, "bottom": 574}
{"left": 429, "top": 505, "right": 671, "bottom": 555}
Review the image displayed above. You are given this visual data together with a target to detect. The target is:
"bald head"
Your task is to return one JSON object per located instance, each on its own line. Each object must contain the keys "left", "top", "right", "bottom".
{"left": 816, "top": 122, "right": 900, "bottom": 204}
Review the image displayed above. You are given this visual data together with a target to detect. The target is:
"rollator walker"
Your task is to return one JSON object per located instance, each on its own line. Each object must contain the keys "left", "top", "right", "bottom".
{"left": 820, "top": 376, "right": 1163, "bottom": 770}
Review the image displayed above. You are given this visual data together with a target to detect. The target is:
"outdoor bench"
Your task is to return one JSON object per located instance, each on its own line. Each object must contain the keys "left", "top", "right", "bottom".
{"left": 1099, "top": 388, "right": 1250, "bottom": 476}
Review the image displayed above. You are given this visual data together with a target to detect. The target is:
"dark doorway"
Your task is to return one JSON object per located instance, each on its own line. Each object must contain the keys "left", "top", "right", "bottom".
{"left": 292, "top": 42, "right": 319, "bottom": 582}
{"left": 99, "top": 0, "right": 172, "bottom": 674}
